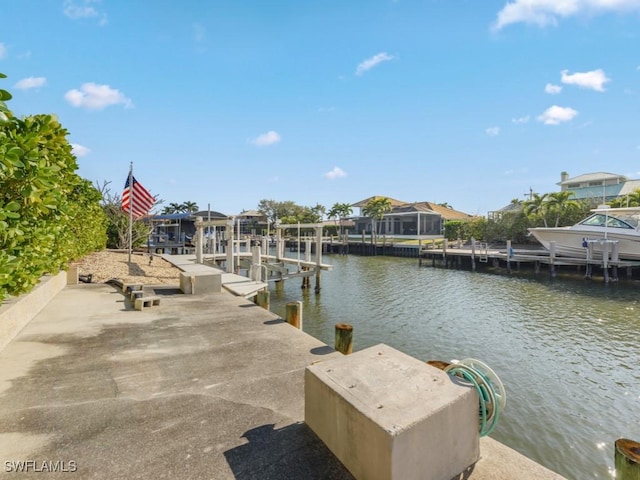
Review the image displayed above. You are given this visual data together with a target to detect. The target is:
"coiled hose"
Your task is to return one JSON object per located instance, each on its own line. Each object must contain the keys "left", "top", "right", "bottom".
{"left": 443, "top": 358, "right": 506, "bottom": 437}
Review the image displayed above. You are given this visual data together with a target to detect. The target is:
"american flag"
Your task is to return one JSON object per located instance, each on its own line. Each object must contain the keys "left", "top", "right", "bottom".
{"left": 122, "top": 175, "right": 155, "bottom": 218}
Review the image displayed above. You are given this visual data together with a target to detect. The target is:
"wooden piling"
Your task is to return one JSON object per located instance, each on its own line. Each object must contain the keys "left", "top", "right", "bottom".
{"left": 255, "top": 289, "right": 270, "bottom": 310}
{"left": 615, "top": 438, "right": 640, "bottom": 480}
{"left": 286, "top": 301, "right": 302, "bottom": 329}
{"left": 334, "top": 323, "right": 353, "bottom": 355}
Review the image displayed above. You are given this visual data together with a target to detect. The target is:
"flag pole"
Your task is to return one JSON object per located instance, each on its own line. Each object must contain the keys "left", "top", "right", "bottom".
{"left": 128, "top": 162, "right": 133, "bottom": 264}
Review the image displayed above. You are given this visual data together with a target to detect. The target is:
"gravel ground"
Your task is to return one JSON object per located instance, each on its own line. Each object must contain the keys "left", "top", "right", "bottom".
{"left": 74, "top": 250, "right": 181, "bottom": 285}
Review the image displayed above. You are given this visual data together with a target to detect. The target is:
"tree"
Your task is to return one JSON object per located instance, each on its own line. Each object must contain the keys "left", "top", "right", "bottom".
{"left": 95, "top": 180, "right": 157, "bottom": 249}
{"left": 609, "top": 189, "right": 640, "bottom": 208}
{"left": 523, "top": 193, "right": 549, "bottom": 227}
{"left": 300, "top": 203, "right": 325, "bottom": 223}
{"left": 257, "top": 199, "right": 304, "bottom": 225}
{"left": 328, "top": 202, "right": 353, "bottom": 236}
{"left": 162, "top": 202, "right": 182, "bottom": 214}
{"left": 362, "top": 197, "right": 392, "bottom": 242}
{"left": 180, "top": 201, "right": 199, "bottom": 213}
{"left": 546, "top": 191, "right": 580, "bottom": 227}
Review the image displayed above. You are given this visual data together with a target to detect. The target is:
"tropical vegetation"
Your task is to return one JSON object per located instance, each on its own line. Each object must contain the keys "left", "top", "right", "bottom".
{"left": 0, "top": 73, "right": 107, "bottom": 301}
{"left": 162, "top": 201, "right": 199, "bottom": 214}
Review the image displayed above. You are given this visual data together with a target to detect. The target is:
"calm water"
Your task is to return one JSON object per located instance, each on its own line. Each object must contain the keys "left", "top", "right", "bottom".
{"left": 267, "top": 254, "right": 640, "bottom": 480}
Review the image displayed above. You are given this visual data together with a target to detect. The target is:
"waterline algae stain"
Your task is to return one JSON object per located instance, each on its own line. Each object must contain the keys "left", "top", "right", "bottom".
{"left": 268, "top": 254, "right": 640, "bottom": 480}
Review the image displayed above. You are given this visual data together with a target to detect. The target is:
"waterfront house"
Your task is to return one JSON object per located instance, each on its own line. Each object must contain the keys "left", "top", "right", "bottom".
{"left": 147, "top": 210, "right": 227, "bottom": 254}
{"left": 236, "top": 209, "right": 268, "bottom": 236}
{"left": 558, "top": 171, "right": 640, "bottom": 204}
{"left": 350, "top": 196, "right": 474, "bottom": 237}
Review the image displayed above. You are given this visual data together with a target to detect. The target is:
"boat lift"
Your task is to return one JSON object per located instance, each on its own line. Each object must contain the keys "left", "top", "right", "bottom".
{"left": 191, "top": 217, "right": 332, "bottom": 291}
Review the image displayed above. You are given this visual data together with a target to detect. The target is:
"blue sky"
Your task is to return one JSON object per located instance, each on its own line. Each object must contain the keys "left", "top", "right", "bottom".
{"left": 2, "top": 0, "right": 640, "bottom": 216}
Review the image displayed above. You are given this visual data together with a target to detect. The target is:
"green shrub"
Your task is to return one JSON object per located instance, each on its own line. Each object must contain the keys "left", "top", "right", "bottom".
{"left": 0, "top": 74, "right": 106, "bottom": 301}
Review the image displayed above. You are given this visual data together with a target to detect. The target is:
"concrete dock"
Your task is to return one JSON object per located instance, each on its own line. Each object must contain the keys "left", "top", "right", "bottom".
{"left": 0, "top": 282, "right": 565, "bottom": 479}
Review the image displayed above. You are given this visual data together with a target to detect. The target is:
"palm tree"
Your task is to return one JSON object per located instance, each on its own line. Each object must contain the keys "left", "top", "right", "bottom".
{"left": 328, "top": 202, "right": 353, "bottom": 236}
{"left": 362, "top": 197, "right": 392, "bottom": 243}
{"left": 180, "top": 201, "right": 199, "bottom": 213}
{"left": 546, "top": 191, "right": 579, "bottom": 227}
{"left": 610, "top": 188, "right": 640, "bottom": 208}
{"left": 523, "top": 193, "right": 549, "bottom": 227}
{"left": 162, "top": 202, "right": 182, "bottom": 214}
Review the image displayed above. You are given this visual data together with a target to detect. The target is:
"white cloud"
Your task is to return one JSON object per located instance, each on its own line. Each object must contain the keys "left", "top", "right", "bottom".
{"left": 545, "top": 83, "right": 562, "bottom": 94}
{"left": 355, "top": 52, "right": 394, "bottom": 76}
{"left": 485, "top": 127, "right": 500, "bottom": 136}
{"left": 63, "top": 0, "right": 107, "bottom": 25}
{"left": 512, "top": 115, "right": 530, "bottom": 124}
{"left": 493, "top": 0, "right": 640, "bottom": 30}
{"left": 252, "top": 131, "right": 281, "bottom": 147}
{"left": 0, "top": 43, "right": 6, "bottom": 59}
{"left": 537, "top": 105, "right": 578, "bottom": 125}
{"left": 64, "top": 83, "right": 132, "bottom": 110}
{"left": 561, "top": 69, "right": 610, "bottom": 91}
{"left": 324, "top": 167, "right": 347, "bottom": 180}
{"left": 71, "top": 144, "right": 90, "bottom": 157}
{"left": 14, "top": 76, "right": 47, "bottom": 90}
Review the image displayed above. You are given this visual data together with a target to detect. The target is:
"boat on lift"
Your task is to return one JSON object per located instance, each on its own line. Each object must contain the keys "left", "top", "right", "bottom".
{"left": 528, "top": 206, "right": 640, "bottom": 260}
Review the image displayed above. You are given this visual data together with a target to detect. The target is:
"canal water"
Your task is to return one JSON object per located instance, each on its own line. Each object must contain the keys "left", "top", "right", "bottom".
{"left": 267, "top": 254, "right": 640, "bottom": 480}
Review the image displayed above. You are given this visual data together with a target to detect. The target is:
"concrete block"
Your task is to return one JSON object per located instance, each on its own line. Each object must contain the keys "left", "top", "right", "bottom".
{"left": 179, "top": 271, "right": 222, "bottom": 295}
{"left": 66, "top": 265, "right": 79, "bottom": 285}
{"left": 134, "top": 296, "right": 161, "bottom": 311}
{"left": 130, "top": 290, "right": 144, "bottom": 302}
{"left": 123, "top": 283, "right": 143, "bottom": 294}
{"left": 305, "top": 343, "right": 479, "bottom": 480}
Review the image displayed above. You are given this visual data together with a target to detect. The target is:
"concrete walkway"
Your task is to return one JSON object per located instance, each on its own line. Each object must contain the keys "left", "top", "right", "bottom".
{"left": 0, "top": 284, "right": 565, "bottom": 479}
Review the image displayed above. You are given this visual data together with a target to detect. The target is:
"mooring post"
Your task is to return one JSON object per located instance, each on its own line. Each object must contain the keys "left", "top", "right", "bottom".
{"left": 195, "top": 217, "right": 204, "bottom": 264}
{"left": 615, "top": 438, "right": 640, "bottom": 480}
{"left": 585, "top": 241, "right": 593, "bottom": 280}
{"left": 226, "top": 220, "right": 235, "bottom": 273}
{"left": 611, "top": 241, "right": 619, "bottom": 282}
{"left": 470, "top": 237, "right": 476, "bottom": 271}
{"left": 255, "top": 288, "right": 270, "bottom": 310}
{"left": 602, "top": 240, "right": 610, "bottom": 283}
{"left": 506, "top": 240, "right": 512, "bottom": 273}
{"left": 443, "top": 238, "right": 448, "bottom": 267}
{"left": 286, "top": 301, "right": 303, "bottom": 329}
{"left": 334, "top": 323, "right": 353, "bottom": 355}
{"left": 251, "top": 245, "right": 262, "bottom": 282}
{"left": 549, "top": 241, "right": 557, "bottom": 278}
{"left": 276, "top": 227, "right": 283, "bottom": 262}
{"left": 315, "top": 226, "right": 322, "bottom": 293}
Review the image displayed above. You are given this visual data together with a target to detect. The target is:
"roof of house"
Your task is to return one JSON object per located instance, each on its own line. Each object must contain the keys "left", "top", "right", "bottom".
{"left": 618, "top": 180, "right": 640, "bottom": 196}
{"left": 421, "top": 202, "right": 475, "bottom": 220}
{"left": 558, "top": 172, "right": 627, "bottom": 185}
{"left": 350, "top": 197, "right": 474, "bottom": 219}
{"left": 351, "top": 196, "right": 408, "bottom": 208}
{"left": 237, "top": 209, "right": 265, "bottom": 218}
{"left": 192, "top": 210, "right": 228, "bottom": 219}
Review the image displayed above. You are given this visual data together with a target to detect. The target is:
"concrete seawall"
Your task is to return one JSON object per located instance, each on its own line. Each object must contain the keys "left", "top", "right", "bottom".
{"left": 0, "top": 271, "right": 67, "bottom": 353}
{"left": 0, "top": 282, "right": 566, "bottom": 479}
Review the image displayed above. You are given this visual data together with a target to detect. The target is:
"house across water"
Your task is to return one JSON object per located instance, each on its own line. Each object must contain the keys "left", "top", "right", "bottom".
{"left": 350, "top": 196, "right": 474, "bottom": 237}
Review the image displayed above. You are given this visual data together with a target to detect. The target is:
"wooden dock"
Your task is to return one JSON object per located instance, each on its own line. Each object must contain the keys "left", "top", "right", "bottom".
{"left": 419, "top": 244, "right": 640, "bottom": 282}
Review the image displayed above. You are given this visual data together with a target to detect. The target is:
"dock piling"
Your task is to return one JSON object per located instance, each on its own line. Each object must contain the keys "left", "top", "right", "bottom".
{"left": 615, "top": 438, "right": 640, "bottom": 480}
{"left": 334, "top": 323, "right": 353, "bottom": 355}
{"left": 255, "top": 288, "right": 270, "bottom": 310}
{"left": 286, "top": 301, "right": 302, "bottom": 329}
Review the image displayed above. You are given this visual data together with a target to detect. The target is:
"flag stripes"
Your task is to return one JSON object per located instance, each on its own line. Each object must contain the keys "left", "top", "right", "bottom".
{"left": 122, "top": 176, "right": 155, "bottom": 217}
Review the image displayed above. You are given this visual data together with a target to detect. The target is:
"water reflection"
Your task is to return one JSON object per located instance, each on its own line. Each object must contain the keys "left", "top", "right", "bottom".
{"left": 268, "top": 255, "right": 640, "bottom": 479}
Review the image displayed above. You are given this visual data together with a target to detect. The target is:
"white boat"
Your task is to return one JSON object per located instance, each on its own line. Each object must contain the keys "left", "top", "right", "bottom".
{"left": 528, "top": 207, "right": 640, "bottom": 260}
